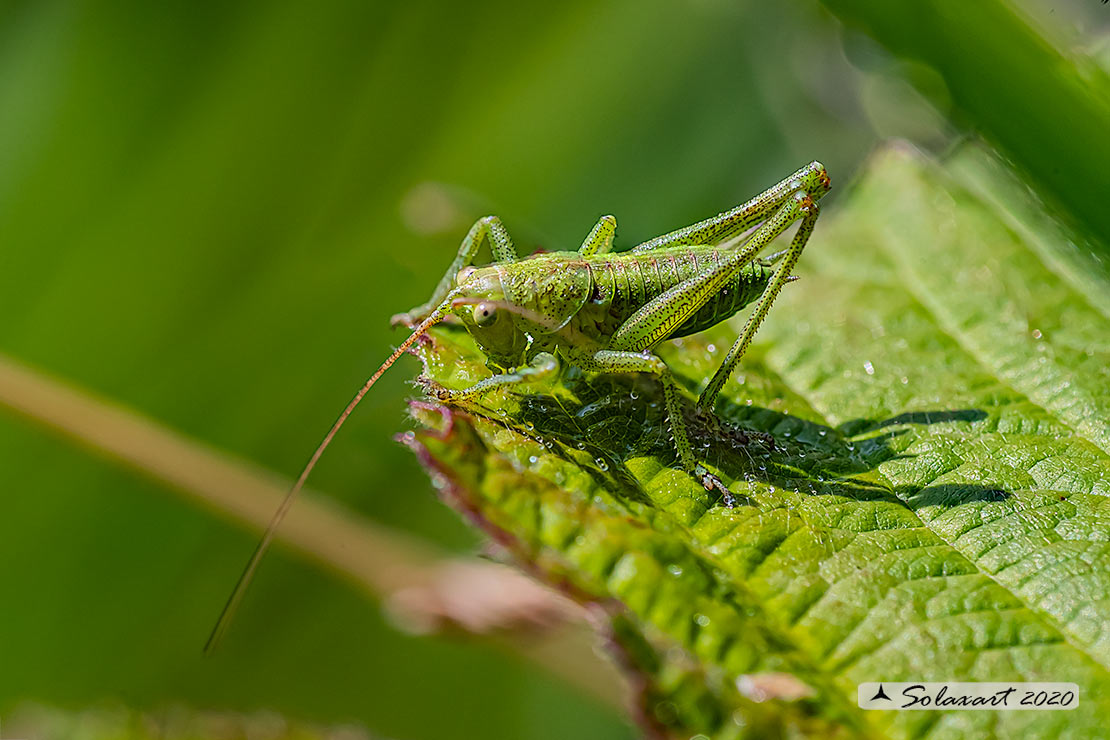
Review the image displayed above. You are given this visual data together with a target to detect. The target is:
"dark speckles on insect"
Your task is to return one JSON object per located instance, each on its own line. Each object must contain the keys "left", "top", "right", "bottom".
{"left": 399, "top": 161, "right": 830, "bottom": 500}
{"left": 205, "top": 162, "right": 833, "bottom": 652}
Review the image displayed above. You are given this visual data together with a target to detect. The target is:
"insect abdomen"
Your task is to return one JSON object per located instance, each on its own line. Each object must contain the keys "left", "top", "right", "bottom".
{"left": 587, "top": 247, "right": 773, "bottom": 339}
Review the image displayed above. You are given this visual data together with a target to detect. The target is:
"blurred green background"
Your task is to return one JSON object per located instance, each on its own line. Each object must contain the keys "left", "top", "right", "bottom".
{"left": 0, "top": 1, "right": 1106, "bottom": 738}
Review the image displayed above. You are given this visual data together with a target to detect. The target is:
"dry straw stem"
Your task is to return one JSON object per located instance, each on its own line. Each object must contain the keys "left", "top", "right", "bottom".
{"left": 0, "top": 351, "right": 626, "bottom": 711}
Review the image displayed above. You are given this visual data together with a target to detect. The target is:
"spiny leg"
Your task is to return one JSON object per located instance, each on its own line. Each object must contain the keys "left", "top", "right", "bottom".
{"left": 573, "top": 349, "right": 735, "bottom": 506}
{"left": 609, "top": 190, "right": 817, "bottom": 353}
{"left": 424, "top": 352, "right": 560, "bottom": 403}
{"left": 630, "top": 161, "right": 829, "bottom": 252}
{"left": 698, "top": 191, "right": 820, "bottom": 410}
{"left": 577, "top": 215, "right": 617, "bottom": 257}
{"left": 392, "top": 215, "right": 518, "bottom": 327}
{"left": 597, "top": 190, "right": 819, "bottom": 500}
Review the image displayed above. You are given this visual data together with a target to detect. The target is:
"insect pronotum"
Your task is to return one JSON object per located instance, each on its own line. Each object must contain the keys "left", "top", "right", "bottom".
{"left": 206, "top": 161, "right": 831, "bottom": 650}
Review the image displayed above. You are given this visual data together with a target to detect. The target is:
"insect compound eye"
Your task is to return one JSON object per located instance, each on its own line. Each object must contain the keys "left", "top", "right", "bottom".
{"left": 473, "top": 303, "right": 497, "bottom": 326}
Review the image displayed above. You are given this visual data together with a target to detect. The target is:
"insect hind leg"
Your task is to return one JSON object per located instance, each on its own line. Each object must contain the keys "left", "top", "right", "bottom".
{"left": 630, "top": 161, "right": 828, "bottom": 252}
{"left": 697, "top": 190, "right": 820, "bottom": 411}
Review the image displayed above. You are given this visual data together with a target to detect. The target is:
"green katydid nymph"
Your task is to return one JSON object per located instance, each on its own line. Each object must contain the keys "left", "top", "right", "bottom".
{"left": 207, "top": 161, "right": 831, "bottom": 650}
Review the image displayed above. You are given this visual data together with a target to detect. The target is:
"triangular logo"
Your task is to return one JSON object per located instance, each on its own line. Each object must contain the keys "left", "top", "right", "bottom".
{"left": 870, "top": 684, "right": 892, "bottom": 701}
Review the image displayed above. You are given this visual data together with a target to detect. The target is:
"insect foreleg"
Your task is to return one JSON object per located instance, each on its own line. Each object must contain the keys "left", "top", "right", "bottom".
{"left": 577, "top": 215, "right": 617, "bottom": 257}
{"left": 630, "top": 161, "right": 828, "bottom": 252}
{"left": 426, "top": 352, "right": 560, "bottom": 402}
{"left": 698, "top": 190, "right": 820, "bottom": 410}
{"left": 392, "top": 215, "right": 518, "bottom": 327}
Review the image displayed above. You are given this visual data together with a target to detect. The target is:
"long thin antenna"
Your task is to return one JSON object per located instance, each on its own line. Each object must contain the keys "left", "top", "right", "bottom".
{"left": 204, "top": 300, "right": 454, "bottom": 653}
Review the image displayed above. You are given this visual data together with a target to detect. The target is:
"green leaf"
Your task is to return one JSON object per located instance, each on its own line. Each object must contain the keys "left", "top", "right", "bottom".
{"left": 402, "top": 144, "right": 1110, "bottom": 738}
{"left": 819, "top": 0, "right": 1110, "bottom": 253}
